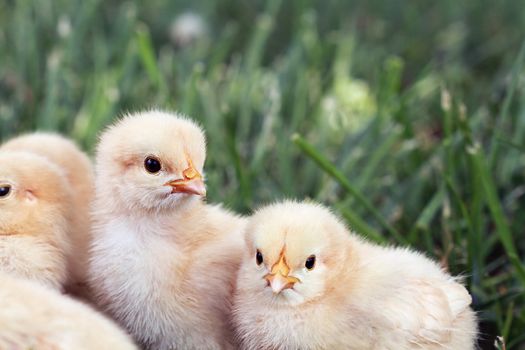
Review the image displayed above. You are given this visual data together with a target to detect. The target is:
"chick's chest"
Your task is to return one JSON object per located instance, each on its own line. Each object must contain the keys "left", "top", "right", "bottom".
{"left": 97, "top": 218, "right": 186, "bottom": 296}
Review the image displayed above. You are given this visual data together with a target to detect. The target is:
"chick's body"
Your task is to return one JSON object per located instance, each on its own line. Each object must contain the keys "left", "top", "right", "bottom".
{"left": 0, "top": 152, "right": 72, "bottom": 290}
{"left": 89, "top": 111, "right": 246, "bottom": 350}
{"left": 1, "top": 133, "right": 94, "bottom": 289}
{"left": 0, "top": 235, "right": 68, "bottom": 290}
{"left": 233, "top": 201, "right": 477, "bottom": 350}
{"left": 0, "top": 272, "right": 137, "bottom": 350}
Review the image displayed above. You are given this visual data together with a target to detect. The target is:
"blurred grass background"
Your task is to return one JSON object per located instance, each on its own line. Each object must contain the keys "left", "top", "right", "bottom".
{"left": 1, "top": 0, "right": 525, "bottom": 348}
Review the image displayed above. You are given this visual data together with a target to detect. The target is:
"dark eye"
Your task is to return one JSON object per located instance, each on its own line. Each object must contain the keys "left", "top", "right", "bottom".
{"left": 256, "top": 250, "right": 263, "bottom": 266}
{"left": 144, "top": 157, "right": 162, "bottom": 174}
{"left": 0, "top": 185, "right": 11, "bottom": 198}
{"left": 305, "top": 255, "right": 316, "bottom": 270}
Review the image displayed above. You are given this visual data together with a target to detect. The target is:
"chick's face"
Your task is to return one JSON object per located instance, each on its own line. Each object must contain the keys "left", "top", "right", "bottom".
{"left": 0, "top": 152, "right": 71, "bottom": 239}
{"left": 97, "top": 112, "right": 207, "bottom": 212}
{"left": 243, "top": 202, "right": 349, "bottom": 306}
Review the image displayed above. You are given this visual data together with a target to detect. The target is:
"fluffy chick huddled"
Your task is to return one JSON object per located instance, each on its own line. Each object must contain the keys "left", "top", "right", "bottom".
{"left": 88, "top": 111, "right": 246, "bottom": 350}
{"left": 233, "top": 201, "right": 477, "bottom": 350}
{"left": 0, "top": 133, "right": 95, "bottom": 292}
{"left": 0, "top": 151, "right": 73, "bottom": 290}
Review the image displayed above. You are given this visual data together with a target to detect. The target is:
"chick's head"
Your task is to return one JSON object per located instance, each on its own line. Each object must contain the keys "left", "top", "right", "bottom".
{"left": 0, "top": 151, "right": 71, "bottom": 244}
{"left": 243, "top": 201, "right": 352, "bottom": 305}
{"left": 96, "top": 111, "right": 207, "bottom": 213}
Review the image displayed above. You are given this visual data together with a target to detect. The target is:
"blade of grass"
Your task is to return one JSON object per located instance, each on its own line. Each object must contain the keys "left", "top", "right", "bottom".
{"left": 135, "top": 23, "right": 167, "bottom": 95}
{"left": 292, "top": 133, "right": 406, "bottom": 244}
{"left": 238, "top": 0, "right": 281, "bottom": 142}
{"left": 408, "top": 187, "right": 444, "bottom": 252}
{"left": 468, "top": 142, "right": 525, "bottom": 286}
{"left": 496, "top": 137, "right": 525, "bottom": 153}
{"left": 508, "top": 332, "right": 525, "bottom": 349}
{"left": 457, "top": 101, "right": 525, "bottom": 287}
{"left": 336, "top": 204, "right": 385, "bottom": 243}
{"left": 489, "top": 39, "right": 525, "bottom": 166}
{"left": 356, "top": 125, "right": 400, "bottom": 189}
{"left": 444, "top": 176, "right": 482, "bottom": 288}
{"left": 225, "top": 110, "right": 252, "bottom": 209}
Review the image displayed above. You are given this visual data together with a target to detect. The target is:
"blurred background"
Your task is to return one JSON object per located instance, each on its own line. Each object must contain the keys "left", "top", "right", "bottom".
{"left": 1, "top": 0, "right": 524, "bottom": 348}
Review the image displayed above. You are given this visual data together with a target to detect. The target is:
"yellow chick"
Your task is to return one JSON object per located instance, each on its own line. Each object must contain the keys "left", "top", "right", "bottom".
{"left": 0, "top": 272, "right": 137, "bottom": 350}
{"left": 0, "top": 151, "right": 72, "bottom": 290}
{"left": 233, "top": 201, "right": 477, "bottom": 350}
{"left": 0, "top": 133, "right": 94, "bottom": 292}
{"left": 89, "top": 110, "right": 246, "bottom": 349}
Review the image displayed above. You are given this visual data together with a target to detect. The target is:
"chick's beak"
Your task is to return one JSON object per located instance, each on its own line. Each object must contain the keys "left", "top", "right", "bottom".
{"left": 264, "top": 254, "right": 300, "bottom": 294}
{"left": 166, "top": 162, "right": 206, "bottom": 196}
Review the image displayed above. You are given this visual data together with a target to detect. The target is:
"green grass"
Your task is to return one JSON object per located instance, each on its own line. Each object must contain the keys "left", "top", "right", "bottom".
{"left": 1, "top": 0, "right": 525, "bottom": 348}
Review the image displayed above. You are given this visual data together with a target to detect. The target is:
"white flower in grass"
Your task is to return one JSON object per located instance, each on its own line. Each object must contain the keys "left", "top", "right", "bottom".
{"left": 57, "top": 16, "right": 71, "bottom": 38}
{"left": 47, "top": 50, "right": 62, "bottom": 70}
{"left": 169, "top": 12, "right": 207, "bottom": 47}
{"left": 323, "top": 78, "right": 376, "bottom": 133}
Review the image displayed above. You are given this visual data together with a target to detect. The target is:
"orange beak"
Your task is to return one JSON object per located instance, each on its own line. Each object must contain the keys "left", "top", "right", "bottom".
{"left": 165, "top": 160, "right": 206, "bottom": 196}
{"left": 264, "top": 254, "right": 300, "bottom": 294}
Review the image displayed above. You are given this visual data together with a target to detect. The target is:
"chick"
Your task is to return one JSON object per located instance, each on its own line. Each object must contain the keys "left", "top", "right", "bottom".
{"left": 0, "top": 133, "right": 94, "bottom": 291}
{"left": 89, "top": 110, "right": 246, "bottom": 350}
{"left": 0, "top": 272, "right": 137, "bottom": 350}
{"left": 233, "top": 201, "right": 477, "bottom": 350}
{"left": 0, "top": 151, "right": 72, "bottom": 290}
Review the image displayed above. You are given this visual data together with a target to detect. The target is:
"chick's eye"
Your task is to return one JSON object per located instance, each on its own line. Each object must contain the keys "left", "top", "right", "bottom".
{"left": 144, "top": 157, "right": 162, "bottom": 174}
{"left": 0, "top": 185, "right": 11, "bottom": 198}
{"left": 256, "top": 250, "right": 263, "bottom": 266}
{"left": 305, "top": 255, "right": 316, "bottom": 270}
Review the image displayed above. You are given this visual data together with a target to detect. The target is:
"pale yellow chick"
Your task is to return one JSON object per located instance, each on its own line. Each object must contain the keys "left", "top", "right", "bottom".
{"left": 88, "top": 110, "right": 246, "bottom": 350}
{"left": 0, "top": 151, "right": 72, "bottom": 290}
{"left": 0, "top": 272, "right": 137, "bottom": 349}
{"left": 1, "top": 133, "right": 94, "bottom": 290}
{"left": 233, "top": 201, "right": 477, "bottom": 350}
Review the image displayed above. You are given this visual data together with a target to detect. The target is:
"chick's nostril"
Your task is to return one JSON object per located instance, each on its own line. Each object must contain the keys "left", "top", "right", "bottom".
{"left": 264, "top": 273, "right": 272, "bottom": 286}
{"left": 183, "top": 167, "right": 198, "bottom": 180}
